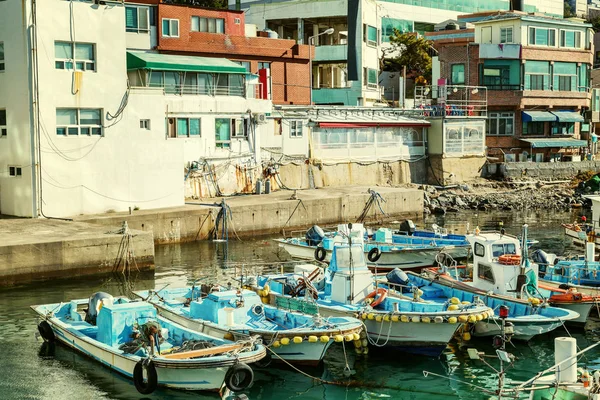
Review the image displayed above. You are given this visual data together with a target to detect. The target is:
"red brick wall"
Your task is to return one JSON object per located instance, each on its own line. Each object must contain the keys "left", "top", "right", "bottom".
{"left": 159, "top": 4, "right": 245, "bottom": 37}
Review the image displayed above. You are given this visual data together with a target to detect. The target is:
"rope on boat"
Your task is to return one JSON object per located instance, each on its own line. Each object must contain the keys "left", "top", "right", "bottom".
{"left": 357, "top": 189, "right": 386, "bottom": 224}
{"left": 281, "top": 199, "right": 306, "bottom": 237}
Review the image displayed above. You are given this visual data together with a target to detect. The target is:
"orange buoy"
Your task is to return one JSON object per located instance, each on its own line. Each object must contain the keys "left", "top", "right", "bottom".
{"left": 498, "top": 254, "right": 521, "bottom": 265}
{"left": 364, "top": 288, "right": 388, "bottom": 308}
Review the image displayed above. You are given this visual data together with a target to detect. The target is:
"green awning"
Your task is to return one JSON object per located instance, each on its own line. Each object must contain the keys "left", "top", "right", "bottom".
{"left": 521, "top": 111, "right": 556, "bottom": 122}
{"left": 126, "top": 51, "right": 247, "bottom": 74}
{"left": 520, "top": 138, "right": 587, "bottom": 148}
{"left": 551, "top": 111, "right": 584, "bottom": 123}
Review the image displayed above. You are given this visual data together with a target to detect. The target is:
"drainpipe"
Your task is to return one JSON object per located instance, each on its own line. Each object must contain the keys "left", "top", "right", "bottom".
{"left": 27, "top": 0, "right": 39, "bottom": 218}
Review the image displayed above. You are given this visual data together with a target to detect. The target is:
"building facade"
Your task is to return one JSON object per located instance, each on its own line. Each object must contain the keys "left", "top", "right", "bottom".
{"left": 429, "top": 12, "right": 593, "bottom": 163}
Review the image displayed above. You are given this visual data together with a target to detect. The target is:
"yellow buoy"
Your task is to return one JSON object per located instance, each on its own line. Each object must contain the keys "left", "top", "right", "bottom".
{"left": 400, "top": 315, "right": 409, "bottom": 322}
{"left": 383, "top": 315, "right": 390, "bottom": 322}
{"left": 263, "top": 284, "right": 270, "bottom": 296}
{"left": 375, "top": 315, "right": 383, "bottom": 322}
{"left": 320, "top": 335, "right": 330, "bottom": 343}
{"left": 361, "top": 313, "right": 368, "bottom": 320}
{"left": 468, "top": 315, "right": 477, "bottom": 323}
{"left": 354, "top": 340, "right": 362, "bottom": 349}
{"left": 361, "top": 339, "right": 368, "bottom": 347}
{"left": 281, "top": 337, "right": 290, "bottom": 345}
{"left": 421, "top": 317, "right": 431, "bottom": 324}
{"left": 434, "top": 316, "right": 444, "bottom": 323}
{"left": 273, "top": 340, "right": 281, "bottom": 348}
{"left": 450, "top": 297, "right": 460, "bottom": 305}
{"left": 353, "top": 332, "right": 361, "bottom": 341}
{"left": 355, "top": 347, "right": 363, "bottom": 355}
{"left": 224, "top": 332, "right": 234, "bottom": 341}
{"left": 367, "top": 313, "right": 375, "bottom": 320}
{"left": 363, "top": 347, "right": 369, "bottom": 355}
{"left": 344, "top": 334, "right": 354, "bottom": 342}
{"left": 448, "top": 305, "right": 459, "bottom": 311}
{"left": 293, "top": 336, "right": 303, "bottom": 344}
{"left": 476, "top": 314, "right": 484, "bottom": 321}
{"left": 411, "top": 316, "right": 420, "bottom": 323}
{"left": 360, "top": 331, "right": 367, "bottom": 339}
{"left": 448, "top": 317, "right": 458, "bottom": 324}
{"left": 462, "top": 332, "right": 471, "bottom": 341}
{"left": 391, "top": 314, "right": 399, "bottom": 322}
{"left": 261, "top": 296, "right": 270, "bottom": 304}
{"left": 308, "top": 335, "right": 318, "bottom": 343}
{"left": 461, "top": 301, "right": 471, "bottom": 305}
{"left": 458, "top": 315, "right": 468, "bottom": 323}
{"left": 334, "top": 334, "right": 344, "bottom": 343}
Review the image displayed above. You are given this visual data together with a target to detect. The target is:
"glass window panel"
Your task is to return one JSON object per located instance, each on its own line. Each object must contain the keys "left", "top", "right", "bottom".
{"left": 528, "top": 27, "right": 535, "bottom": 45}
{"left": 216, "top": 19, "right": 224, "bottom": 33}
{"left": 75, "top": 43, "right": 93, "bottom": 61}
{"left": 80, "top": 109, "right": 101, "bottom": 125}
{"left": 138, "top": 7, "right": 149, "bottom": 31}
{"left": 191, "top": 16, "right": 199, "bottom": 32}
{"left": 55, "top": 42, "right": 72, "bottom": 59}
{"left": 171, "top": 20, "right": 179, "bottom": 37}
{"left": 198, "top": 73, "right": 211, "bottom": 94}
{"left": 368, "top": 68, "right": 377, "bottom": 84}
{"left": 125, "top": 6, "right": 137, "bottom": 30}
{"left": 548, "top": 29, "right": 556, "bottom": 46}
{"left": 177, "top": 118, "right": 188, "bottom": 136}
{"left": 56, "top": 109, "right": 77, "bottom": 125}
{"left": 80, "top": 127, "right": 90, "bottom": 135}
{"left": 0, "top": 110, "right": 6, "bottom": 126}
{"left": 75, "top": 61, "right": 84, "bottom": 71}
{"left": 200, "top": 18, "right": 208, "bottom": 32}
{"left": 0, "top": 42, "right": 4, "bottom": 61}
{"left": 91, "top": 127, "right": 102, "bottom": 136}
{"left": 164, "top": 71, "right": 179, "bottom": 93}
{"left": 535, "top": 28, "right": 548, "bottom": 46}
{"left": 451, "top": 64, "right": 464, "bottom": 84}
{"left": 149, "top": 71, "right": 163, "bottom": 87}
{"left": 56, "top": 127, "right": 66, "bottom": 136}
{"left": 189, "top": 119, "right": 200, "bottom": 136}
{"left": 229, "top": 74, "right": 243, "bottom": 95}
{"left": 68, "top": 127, "right": 79, "bottom": 135}
{"left": 162, "top": 19, "right": 170, "bottom": 36}
{"left": 215, "top": 118, "right": 231, "bottom": 141}
{"left": 208, "top": 18, "right": 216, "bottom": 33}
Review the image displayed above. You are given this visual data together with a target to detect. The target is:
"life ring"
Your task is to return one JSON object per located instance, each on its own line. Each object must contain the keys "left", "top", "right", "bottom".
{"left": 37, "top": 321, "right": 55, "bottom": 343}
{"left": 498, "top": 254, "right": 521, "bottom": 265}
{"left": 254, "top": 349, "right": 272, "bottom": 368}
{"left": 314, "top": 247, "right": 327, "bottom": 262}
{"left": 133, "top": 359, "right": 158, "bottom": 395}
{"left": 224, "top": 362, "right": 254, "bottom": 392}
{"left": 364, "top": 288, "right": 388, "bottom": 308}
{"left": 367, "top": 248, "right": 382, "bottom": 263}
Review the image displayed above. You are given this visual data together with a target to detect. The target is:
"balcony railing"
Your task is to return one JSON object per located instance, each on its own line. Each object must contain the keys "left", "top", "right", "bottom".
{"left": 135, "top": 82, "right": 264, "bottom": 99}
{"left": 414, "top": 85, "right": 488, "bottom": 118}
{"left": 482, "top": 84, "right": 522, "bottom": 91}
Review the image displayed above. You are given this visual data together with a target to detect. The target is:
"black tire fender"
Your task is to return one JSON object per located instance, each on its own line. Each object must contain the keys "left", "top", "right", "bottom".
{"left": 225, "top": 362, "right": 254, "bottom": 392}
{"left": 133, "top": 359, "right": 158, "bottom": 395}
{"left": 314, "top": 247, "right": 327, "bottom": 262}
{"left": 368, "top": 247, "right": 382, "bottom": 262}
{"left": 38, "top": 321, "right": 56, "bottom": 343}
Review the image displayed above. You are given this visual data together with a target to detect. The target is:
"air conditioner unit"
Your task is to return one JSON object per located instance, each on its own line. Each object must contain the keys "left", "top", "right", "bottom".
{"left": 254, "top": 113, "right": 268, "bottom": 124}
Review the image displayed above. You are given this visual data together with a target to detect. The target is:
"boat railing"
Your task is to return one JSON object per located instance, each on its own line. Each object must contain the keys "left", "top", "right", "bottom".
{"left": 543, "top": 263, "right": 600, "bottom": 285}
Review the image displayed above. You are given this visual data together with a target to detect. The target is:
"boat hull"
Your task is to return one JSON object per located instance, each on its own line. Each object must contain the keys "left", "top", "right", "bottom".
{"left": 540, "top": 278, "right": 600, "bottom": 296}
{"left": 472, "top": 317, "right": 564, "bottom": 341}
{"left": 546, "top": 302, "right": 594, "bottom": 326}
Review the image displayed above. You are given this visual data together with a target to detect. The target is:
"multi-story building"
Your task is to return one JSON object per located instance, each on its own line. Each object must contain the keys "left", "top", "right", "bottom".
{"left": 234, "top": 0, "right": 565, "bottom": 106}
{"left": 428, "top": 11, "right": 593, "bottom": 163}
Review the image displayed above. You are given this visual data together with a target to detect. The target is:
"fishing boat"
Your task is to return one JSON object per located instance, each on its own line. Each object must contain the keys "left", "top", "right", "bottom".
{"left": 249, "top": 239, "right": 493, "bottom": 357}
{"left": 421, "top": 227, "right": 581, "bottom": 338}
{"left": 133, "top": 287, "right": 363, "bottom": 366}
{"left": 31, "top": 293, "right": 266, "bottom": 395}
{"left": 276, "top": 223, "right": 454, "bottom": 272}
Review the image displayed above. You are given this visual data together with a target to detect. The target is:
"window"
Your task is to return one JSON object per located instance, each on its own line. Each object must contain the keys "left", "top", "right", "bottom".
{"left": 500, "top": 27, "right": 513, "bottom": 44}
{"left": 140, "top": 119, "right": 151, "bottom": 130}
{"left": 176, "top": 118, "right": 201, "bottom": 137}
{"left": 215, "top": 118, "right": 231, "bottom": 148}
{"left": 558, "top": 75, "right": 571, "bottom": 91}
{"left": 234, "top": 18, "right": 241, "bottom": 24}
{"left": 125, "top": 6, "right": 149, "bottom": 33}
{"left": 0, "top": 42, "right": 4, "bottom": 71}
{"left": 481, "top": 67, "right": 511, "bottom": 89}
{"left": 492, "top": 243, "right": 516, "bottom": 257}
{"left": 528, "top": 27, "right": 555, "bottom": 46}
{"left": 524, "top": 61, "right": 550, "bottom": 91}
{"left": 477, "top": 263, "right": 495, "bottom": 284}
{"left": 162, "top": 18, "right": 179, "bottom": 38}
{"left": 451, "top": 64, "right": 465, "bottom": 84}
{"left": 474, "top": 242, "right": 485, "bottom": 257}
{"left": 554, "top": 62, "right": 577, "bottom": 92}
{"left": 364, "top": 24, "right": 378, "bottom": 46}
{"left": 55, "top": 41, "right": 96, "bottom": 71}
{"left": 56, "top": 108, "right": 102, "bottom": 136}
{"left": 381, "top": 18, "right": 413, "bottom": 42}
{"left": 529, "top": 74, "right": 544, "bottom": 90}
{"left": 0, "top": 109, "right": 5, "bottom": 137}
{"left": 234, "top": 61, "right": 251, "bottom": 73}
{"left": 560, "top": 30, "right": 581, "bottom": 48}
{"left": 290, "top": 121, "right": 303, "bottom": 137}
{"left": 364, "top": 67, "right": 378, "bottom": 88}
{"left": 523, "top": 121, "right": 544, "bottom": 135}
{"left": 191, "top": 17, "right": 225, "bottom": 34}
{"left": 8, "top": 166, "right": 22, "bottom": 178}
{"left": 487, "top": 112, "right": 514, "bottom": 136}
{"left": 552, "top": 122, "right": 575, "bottom": 135}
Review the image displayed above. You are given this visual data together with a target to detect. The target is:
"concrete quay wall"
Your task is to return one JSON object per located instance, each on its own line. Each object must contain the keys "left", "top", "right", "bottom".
{"left": 0, "top": 220, "right": 155, "bottom": 285}
{"left": 78, "top": 187, "right": 424, "bottom": 244}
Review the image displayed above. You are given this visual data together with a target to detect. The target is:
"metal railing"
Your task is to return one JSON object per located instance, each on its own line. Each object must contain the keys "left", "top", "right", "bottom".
{"left": 141, "top": 82, "right": 264, "bottom": 99}
{"left": 414, "top": 85, "right": 488, "bottom": 118}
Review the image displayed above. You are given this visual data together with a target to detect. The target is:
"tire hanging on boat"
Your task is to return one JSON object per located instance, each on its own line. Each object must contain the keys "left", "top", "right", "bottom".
{"left": 133, "top": 359, "right": 158, "bottom": 395}
{"left": 367, "top": 247, "right": 382, "bottom": 263}
{"left": 37, "top": 321, "right": 55, "bottom": 343}
{"left": 314, "top": 247, "right": 327, "bottom": 262}
{"left": 224, "top": 362, "right": 254, "bottom": 392}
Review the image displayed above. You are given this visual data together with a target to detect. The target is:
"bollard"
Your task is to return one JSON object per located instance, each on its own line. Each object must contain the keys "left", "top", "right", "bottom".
{"left": 255, "top": 180, "right": 262, "bottom": 195}
{"left": 265, "top": 179, "right": 271, "bottom": 194}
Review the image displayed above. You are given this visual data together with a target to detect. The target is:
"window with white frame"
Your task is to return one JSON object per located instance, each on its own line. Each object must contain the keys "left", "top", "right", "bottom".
{"left": 55, "top": 41, "right": 96, "bottom": 71}
{"left": 528, "top": 27, "right": 556, "bottom": 46}
{"left": 487, "top": 112, "right": 514, "bottom": 136}
{"left": 162, "top": 18, "right": 179, "bottom": 38}
{"left": 234, "top": 18, "right": 241, "bottom": 24}
{"left": 290, "top": 120, "right": 303, "bottom": 137}
{"left": 191, "top": 16, "right": 225, "bottom": 33}
{"left": 215, "top": 118, "right": 247, "bottom": 147}
{"left": 0, "top": 109, "right": 6, "bottom": 137}
{"left": 56, "top": 108, "right": 102, "bottom": 136}
{"left": 0, "top": 42, "right": 4, "bottom": 71}
{"left": 560, "top": 30, "right": 581, "bottom": 48}
{"left": 364, "top": 24, "right": 378, "bottom": 47}
{"left": 140, "top": 119, "right": 151, "bottom": 130}
{"left": 364, "top": 67, "right": 378, "bottom": 88}
{"left": 8, "top": 166, "right": 22, "bottom": 178}
{"left": 500, "top": 27, "right": 513, "bottom": 44}
{"left": 176, "top": 118, "right": 201, "bottom": 137}
{"left": 125, "top": 5, "right": 150, "bottom": 33}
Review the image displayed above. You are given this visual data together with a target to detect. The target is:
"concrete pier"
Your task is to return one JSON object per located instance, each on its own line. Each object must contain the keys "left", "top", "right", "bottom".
{"left": 77, "top": 186, "right": 423, "bottom": 244}
{"left": 0, "top": 219, "right": 154, "bottom": 285}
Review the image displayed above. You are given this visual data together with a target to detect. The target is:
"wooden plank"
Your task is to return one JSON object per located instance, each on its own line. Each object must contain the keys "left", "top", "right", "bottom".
{"left": 161, "top": 343, "right": 244, "bottom": 360}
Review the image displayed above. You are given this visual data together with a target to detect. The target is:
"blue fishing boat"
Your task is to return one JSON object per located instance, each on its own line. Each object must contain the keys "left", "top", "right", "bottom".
{"left": 31, "top": 293, "right": 266, "bottom": 395}
{"left": 133, "top": 287, "right": 363, "bottom": 366}
{"left": 249, "top": 240, "right": 493, "bottom": 357}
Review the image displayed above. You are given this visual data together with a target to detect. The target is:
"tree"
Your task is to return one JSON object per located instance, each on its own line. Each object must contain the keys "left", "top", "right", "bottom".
{"left": 381, "top": 30, "right": 433, "bottom": 84}
{"left": 564, "top": 1, "right": 574, "bottom": 18}
{"left": 164, "top": 0, "right": 228, "bottom": 9}
{"left": 587, "top": 15, "right": 600, "bottom": 32}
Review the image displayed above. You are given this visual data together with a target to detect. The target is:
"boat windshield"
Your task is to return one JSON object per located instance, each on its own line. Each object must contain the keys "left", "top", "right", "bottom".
{"left": 334, "top": 246, "right": 367, "bottom": 269}
{"left": 492, "top": 243, "right": 517, "bottom": 257}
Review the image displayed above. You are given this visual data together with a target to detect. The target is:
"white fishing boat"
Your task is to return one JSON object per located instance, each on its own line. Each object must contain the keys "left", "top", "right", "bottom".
{"left": 31, "top": 293, "right": 266, "bottom": 394}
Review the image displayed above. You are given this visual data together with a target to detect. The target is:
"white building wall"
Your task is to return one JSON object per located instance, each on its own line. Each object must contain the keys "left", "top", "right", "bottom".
{"left": 0, "top": 0, "right": 35, "bottom": 217}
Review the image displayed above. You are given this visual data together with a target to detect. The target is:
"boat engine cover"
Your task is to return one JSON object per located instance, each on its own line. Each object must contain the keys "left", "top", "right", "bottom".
{"left": 386, "top": 268, "right": 409, "bottom": 287}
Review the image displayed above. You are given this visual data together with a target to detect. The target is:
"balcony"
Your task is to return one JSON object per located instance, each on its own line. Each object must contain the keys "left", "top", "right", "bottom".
{"left": 413, "top": 85, "right": 488, "bottom": 118}
{"left": 131, "top": 82, "right": 263, "bottom": 99}
{"left": 314, "top": 45, "right": 348, "bottom": 62}
{"left": 479, "top": 44, "right": 521, "bottom": 59}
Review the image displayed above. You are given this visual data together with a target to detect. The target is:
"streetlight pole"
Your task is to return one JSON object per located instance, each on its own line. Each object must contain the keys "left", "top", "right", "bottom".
{"left": 308, "top": 27, "right": 335, "bottom": 105}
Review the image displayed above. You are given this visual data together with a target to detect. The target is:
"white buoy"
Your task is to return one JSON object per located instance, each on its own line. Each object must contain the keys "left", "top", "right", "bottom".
{"left": 555, "top": 337, "right": 577, "bottom": 384}
{"left": 224, "top": 307, "right": 235, "bottom": 327}
{"left": 587, "top": 242, "right": 596, "bottom": 263}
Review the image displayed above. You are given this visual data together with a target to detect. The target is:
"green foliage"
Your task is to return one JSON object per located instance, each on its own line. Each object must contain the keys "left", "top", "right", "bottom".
{"left": 564, "top": 1, "right": 574, "bottom": 18}
{"left": 382, "top": 30, "right": 432, "bottom": 82}
{"left": 166, "top": 0, "right": 228, "bottom": 9}
{"left": 587, "top": 15, "right": 600, "bottom": 33}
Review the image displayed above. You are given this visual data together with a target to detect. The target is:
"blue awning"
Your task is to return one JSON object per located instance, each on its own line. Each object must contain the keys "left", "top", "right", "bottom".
{"left": 521, "top": 111, "right": 557, "bottom": 122}
{"left": 551, "top": 111, "right": 584, "bottom": 122}
{"left": 520, "top": 138, "right": 588, "bottom": 148}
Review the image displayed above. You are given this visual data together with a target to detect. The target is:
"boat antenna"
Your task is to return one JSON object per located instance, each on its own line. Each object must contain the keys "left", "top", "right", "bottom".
{"left": 516, "top": 224, "right": 528, "bottom": 299}
{"left": 348, "top": 222, "right": 354, "bottom": 304}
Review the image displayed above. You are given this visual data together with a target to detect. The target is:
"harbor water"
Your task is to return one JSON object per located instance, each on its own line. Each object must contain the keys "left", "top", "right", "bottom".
{"left": 2, "top": 210, "right": 600, "bottom": 400}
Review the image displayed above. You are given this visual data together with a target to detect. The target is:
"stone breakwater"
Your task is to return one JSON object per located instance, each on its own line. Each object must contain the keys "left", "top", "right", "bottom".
{"left": 420, "top": 182, "right": 590, "bottom": 214}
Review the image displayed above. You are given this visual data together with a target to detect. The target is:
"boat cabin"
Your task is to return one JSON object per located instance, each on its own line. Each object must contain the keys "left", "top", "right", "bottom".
{"left": 325, "top": 244, "right": 374, "bottom": 305}
{"left": 188, "top": 290, "right": 265, "bottom": 327}
{"left": 466, "top": 232, "right": 538, "bottom": 296}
